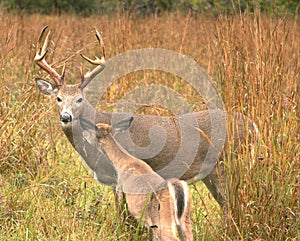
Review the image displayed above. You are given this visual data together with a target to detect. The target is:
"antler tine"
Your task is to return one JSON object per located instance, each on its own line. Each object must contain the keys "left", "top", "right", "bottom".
{"left": 80, "top": 63, "right": 84, "bottom": 80}
{"left": 35, "top": 25, "right": 50, "bottom": 60}
{"left": 80, "top": 28, "right": 106, "bottom": 65}
{"left": 79, "top": 28, "right": 106, "bottom": 89}
{"left": 34, "top": 25, "right": 64, "bottom": 86}
{"left": 95, "top": 28, "right": 106, "bottom": 60}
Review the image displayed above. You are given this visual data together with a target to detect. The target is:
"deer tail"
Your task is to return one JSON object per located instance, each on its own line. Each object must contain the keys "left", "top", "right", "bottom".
{"left": 167, "top": 179, "right": 189, "bottom": 225}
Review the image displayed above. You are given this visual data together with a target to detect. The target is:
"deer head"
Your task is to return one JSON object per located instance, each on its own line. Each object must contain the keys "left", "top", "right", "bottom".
{"left": 34, "top": 26, "right": 105, "bottom": 125}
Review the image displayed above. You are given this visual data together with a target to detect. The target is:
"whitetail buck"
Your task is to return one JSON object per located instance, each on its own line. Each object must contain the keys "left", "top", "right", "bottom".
{"left": 34, "top": 26, "right": 258, "bottom": 208}
{"left": 79, "top": 116, "right": 193, "bottom": 241}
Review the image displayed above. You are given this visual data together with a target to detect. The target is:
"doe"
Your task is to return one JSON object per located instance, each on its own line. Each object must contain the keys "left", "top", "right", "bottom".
{"left": 79, "top": 116, "right": 193, "bottom": 241}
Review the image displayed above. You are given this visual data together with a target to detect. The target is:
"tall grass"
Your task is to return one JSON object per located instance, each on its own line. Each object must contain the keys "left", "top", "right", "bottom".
{"left": 0, "top": 10, "right": 299, "bottom": 240}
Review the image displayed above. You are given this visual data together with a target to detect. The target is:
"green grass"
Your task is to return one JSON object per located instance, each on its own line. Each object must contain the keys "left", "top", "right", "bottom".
{"left": 0, "top": 10, "right": 299, "bottom": 240}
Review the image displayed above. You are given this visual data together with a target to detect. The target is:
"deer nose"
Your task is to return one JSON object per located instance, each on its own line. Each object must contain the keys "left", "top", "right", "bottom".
{"left": 60, "top": 113, "right": 72, "bottom": 122}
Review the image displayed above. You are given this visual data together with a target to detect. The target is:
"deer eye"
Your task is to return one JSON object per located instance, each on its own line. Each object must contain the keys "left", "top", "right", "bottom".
{"left": 76, "top": 97, "right": 83, "bottom": 103}
{"left": 57, "top": 96, "right": 62, "bottom": 102}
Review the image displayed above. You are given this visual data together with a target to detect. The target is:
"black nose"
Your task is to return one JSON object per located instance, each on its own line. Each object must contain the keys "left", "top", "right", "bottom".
{"left": 60, "top": 113, "right": 72, "bottom": 122}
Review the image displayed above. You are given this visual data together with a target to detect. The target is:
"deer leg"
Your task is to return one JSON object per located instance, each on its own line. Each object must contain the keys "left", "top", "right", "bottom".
{"left": 177, "top": 209, "right": 193, "bottom": 241}
{"left": 202, "top": 165, "right": 225, "bottom": 208}
{"left": 183, "top": 202, "right": 193, "bottom": 241}
{"left": 113, "top": 189, "right": 128, "bottom": 223}
{"left": 149, "top": 226, "right": 158, "bottom": 241}
{"left": 113, "top": 189, "right": 140, "bottom": 239}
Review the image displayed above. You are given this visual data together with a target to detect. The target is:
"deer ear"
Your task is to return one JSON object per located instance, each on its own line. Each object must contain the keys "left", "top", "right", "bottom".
{"left": 113, "top": 117, "right": 134, "bottom": 134}
{"left": 35, "top": 78, "right": 59, "bottom": 96}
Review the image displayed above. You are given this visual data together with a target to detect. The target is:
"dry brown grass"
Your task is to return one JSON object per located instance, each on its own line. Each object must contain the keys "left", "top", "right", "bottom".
{"left": 0, "top": 10, "right": 299, "bottom": 240}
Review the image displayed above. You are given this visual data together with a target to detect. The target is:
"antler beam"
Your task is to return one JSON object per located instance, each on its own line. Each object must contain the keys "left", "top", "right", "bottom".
{"left": 34, "top": 25, "right": 65, "bottom": 87}
{"left": 80, "top": 28, "right": 106, "bottom": 89}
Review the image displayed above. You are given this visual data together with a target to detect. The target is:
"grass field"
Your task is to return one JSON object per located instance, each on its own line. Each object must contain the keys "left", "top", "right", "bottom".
{"left": 0, "top": 9, "right": 299, "bottom": 240}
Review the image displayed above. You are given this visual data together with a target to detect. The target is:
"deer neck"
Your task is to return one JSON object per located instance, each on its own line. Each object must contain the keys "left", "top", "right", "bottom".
{"left": 99, "top": 134, "right": 132, "bottom": 170}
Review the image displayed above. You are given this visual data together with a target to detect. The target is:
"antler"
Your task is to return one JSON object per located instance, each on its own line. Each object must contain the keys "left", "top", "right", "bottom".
{"left": 80, "top": 28, "right": 106, "bottom": 89}
{"left": 34, "top": 25, "right": 65, "bottom": 87}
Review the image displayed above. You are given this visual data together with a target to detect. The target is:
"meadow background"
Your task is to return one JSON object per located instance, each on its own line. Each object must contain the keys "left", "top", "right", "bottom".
{"left": 0, "top": 2, "right": 299, "bottom": 240}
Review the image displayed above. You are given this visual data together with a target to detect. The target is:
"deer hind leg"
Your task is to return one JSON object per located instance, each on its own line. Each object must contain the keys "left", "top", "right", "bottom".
{"left": 149, "top": 226, "right": 160, "bottom": 241}
{"left": 202, "top": 164, "right": 226, "bottom": 209}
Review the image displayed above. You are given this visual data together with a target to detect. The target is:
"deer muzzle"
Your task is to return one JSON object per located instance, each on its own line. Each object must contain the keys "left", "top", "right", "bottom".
{"left": 60, "top": 112, "right": 72, "bottom": 123}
